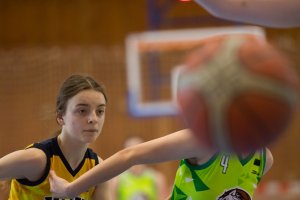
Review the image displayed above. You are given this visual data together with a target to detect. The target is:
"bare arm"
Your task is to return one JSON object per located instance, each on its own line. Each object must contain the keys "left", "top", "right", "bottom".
{"left": 91, "top": 157, "right": 112, "bottom": 200}
{"left": 0, "top": 148, "right": 47, "bottom": 181}
{"left": 50, "top": 129, "right": 209, "bottom": 198}
{"left": 194, "top": 0, "right": 300, "bottom": 28}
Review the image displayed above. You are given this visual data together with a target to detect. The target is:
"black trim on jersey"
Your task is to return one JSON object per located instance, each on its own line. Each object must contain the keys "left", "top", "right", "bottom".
{"left": 16, "top": 138, "right": 53, "bottom": 186}
{"left": 53, "top": 137, "right": 86, "bottom": 176}
{"left": 52, "top": 137, "right": 99, "bottom": 176}
{"left": 260, "top": 148, "right": 267, "bottom": 176}
{"left": 16, "top": 137, "right": 99, "bottom": 186}
{"left": 88, "top": 147, "right": 99, "bottom": 165}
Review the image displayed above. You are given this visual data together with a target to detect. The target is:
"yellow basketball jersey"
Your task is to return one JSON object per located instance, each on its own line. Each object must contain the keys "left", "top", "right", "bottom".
{"left": 9, "top": 137, "right": 99, "bottom": 200}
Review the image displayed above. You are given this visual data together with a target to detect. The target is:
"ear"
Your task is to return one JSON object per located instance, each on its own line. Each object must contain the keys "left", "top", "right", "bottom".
{"left": 56, "top": 114, "right": 65, "bottom": 125}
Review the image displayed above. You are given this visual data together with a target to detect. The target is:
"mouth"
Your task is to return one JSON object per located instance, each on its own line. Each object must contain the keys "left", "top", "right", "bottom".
{"left": 83, "top": 129, "right": 99, "bottom": 133}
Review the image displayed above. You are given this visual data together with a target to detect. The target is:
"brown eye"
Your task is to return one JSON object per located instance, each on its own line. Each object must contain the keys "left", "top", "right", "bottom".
{"left": 77, "top": 109, "right": 87, "bottom": 114}
{"left": 97, "top": 109, "right": 105, "bottom": 116}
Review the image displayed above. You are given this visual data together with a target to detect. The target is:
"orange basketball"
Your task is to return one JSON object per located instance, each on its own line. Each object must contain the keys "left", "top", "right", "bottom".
{"left": 177, "top": 34, "right": 299, "bottom": 152}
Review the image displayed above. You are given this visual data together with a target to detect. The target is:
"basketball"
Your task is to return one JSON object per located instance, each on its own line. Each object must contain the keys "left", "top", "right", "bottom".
{"left": 177, "top": 34, "right": 299, "bottom": 152}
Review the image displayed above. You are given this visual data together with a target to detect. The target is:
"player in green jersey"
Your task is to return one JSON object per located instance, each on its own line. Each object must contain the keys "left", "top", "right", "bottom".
{"left": 170, "top": 149, "right": 267, "bottom": 199}
{"left": 49, "top": 129, "right": 273, "bottom": 200}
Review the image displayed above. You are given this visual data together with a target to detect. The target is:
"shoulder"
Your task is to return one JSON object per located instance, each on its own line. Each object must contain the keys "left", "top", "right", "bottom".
{"left": 14, "top": 148, "right": 48, "bottom": 181}
{"left": 263, "top": 148, "right": 273, "bottom": 175}
{"left": 29, "top": 137, "right": 56, "bottom": 155}
{"left": 16, "top": 138, "right": 54, "bottom": 182}
{"left": 23, "top": 148, "right": 47, "bottom": 162}
{"left": 7, "top": 147, "right": 47, "bottom": 167}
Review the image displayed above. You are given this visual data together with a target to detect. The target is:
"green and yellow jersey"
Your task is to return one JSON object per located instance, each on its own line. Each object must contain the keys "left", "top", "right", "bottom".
{"left": 9, "top": 137, "right": 99, "bottom": 200}
{"left": 171, "top": 149, "right": 266, "bottom": 200}
{"left": 117, "top": 170, "right": 158, "bottom": 200}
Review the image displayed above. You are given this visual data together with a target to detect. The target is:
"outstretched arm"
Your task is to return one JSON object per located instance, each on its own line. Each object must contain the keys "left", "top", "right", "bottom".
{"left": 194, "top": 0, "right": 300, "bottom": 28}
{"left": 90, "top": 157, "right": 112, "bottom": 200}
{"left": 50, "top": 129, "right": 209, "bottom": 198}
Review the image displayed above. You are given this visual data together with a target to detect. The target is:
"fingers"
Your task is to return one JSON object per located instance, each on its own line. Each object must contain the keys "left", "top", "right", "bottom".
{"left": 49, "top": 170, "right": 55, "bottom": 193}
{"left": 49, "top": 170, "right": 56, "bottom": 178}
{"left": 48, "top": 170, "right": 71, "bottom": 198}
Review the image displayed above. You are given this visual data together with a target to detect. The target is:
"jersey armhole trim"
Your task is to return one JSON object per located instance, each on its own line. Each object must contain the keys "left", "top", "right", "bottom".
{"left": 16, "top": 145, "right": 51, "bottom": 186}
{"left": 183, "top": 152, "right": 219, "bottom": 170}
{"left": 260, "top": 148, "right": 267, "bottom": 177}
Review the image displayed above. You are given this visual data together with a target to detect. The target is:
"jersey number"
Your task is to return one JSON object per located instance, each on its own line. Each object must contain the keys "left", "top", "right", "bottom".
{"left": 220, "top": 155, "right": 230, "bottom": 174}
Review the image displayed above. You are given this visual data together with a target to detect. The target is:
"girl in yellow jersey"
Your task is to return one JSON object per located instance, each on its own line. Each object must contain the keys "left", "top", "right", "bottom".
{"left": 0, "top": 74, "right": 111, "bottom": 200}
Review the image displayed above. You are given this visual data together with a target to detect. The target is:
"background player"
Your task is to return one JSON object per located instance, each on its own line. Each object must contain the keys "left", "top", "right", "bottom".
{"left": 0, "top": 74, "right": 111, "bottom": 199}
{"left": 111, "top": 136, "right": 169, "bottom": 200}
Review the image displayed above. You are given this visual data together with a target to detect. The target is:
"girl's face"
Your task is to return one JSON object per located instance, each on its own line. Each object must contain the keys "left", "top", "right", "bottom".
{"left": 60, "top": 89, "right": 106, "bottom": 144}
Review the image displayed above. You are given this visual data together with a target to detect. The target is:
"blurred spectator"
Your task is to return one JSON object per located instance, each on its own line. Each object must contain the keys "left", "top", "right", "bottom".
{"left": 111, "top": 136, "right": 169, "bottom": 200}
{"left": 255, "top": 179, "right": 300, "bottom": 200}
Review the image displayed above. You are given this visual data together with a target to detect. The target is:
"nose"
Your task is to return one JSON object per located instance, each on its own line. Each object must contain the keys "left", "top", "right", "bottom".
{"left": 87, "top": 111, "right": 98, "bottom": 124}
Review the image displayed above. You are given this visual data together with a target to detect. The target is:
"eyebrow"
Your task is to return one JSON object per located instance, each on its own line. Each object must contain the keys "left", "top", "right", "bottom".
{"left": 76, "top": 103, "right": 106, "bottom": 107}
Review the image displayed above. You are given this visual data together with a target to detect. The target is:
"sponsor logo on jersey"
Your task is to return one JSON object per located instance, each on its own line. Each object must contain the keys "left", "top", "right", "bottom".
{"left": 217, "top": 188, "right": 251, "bottom": 200}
